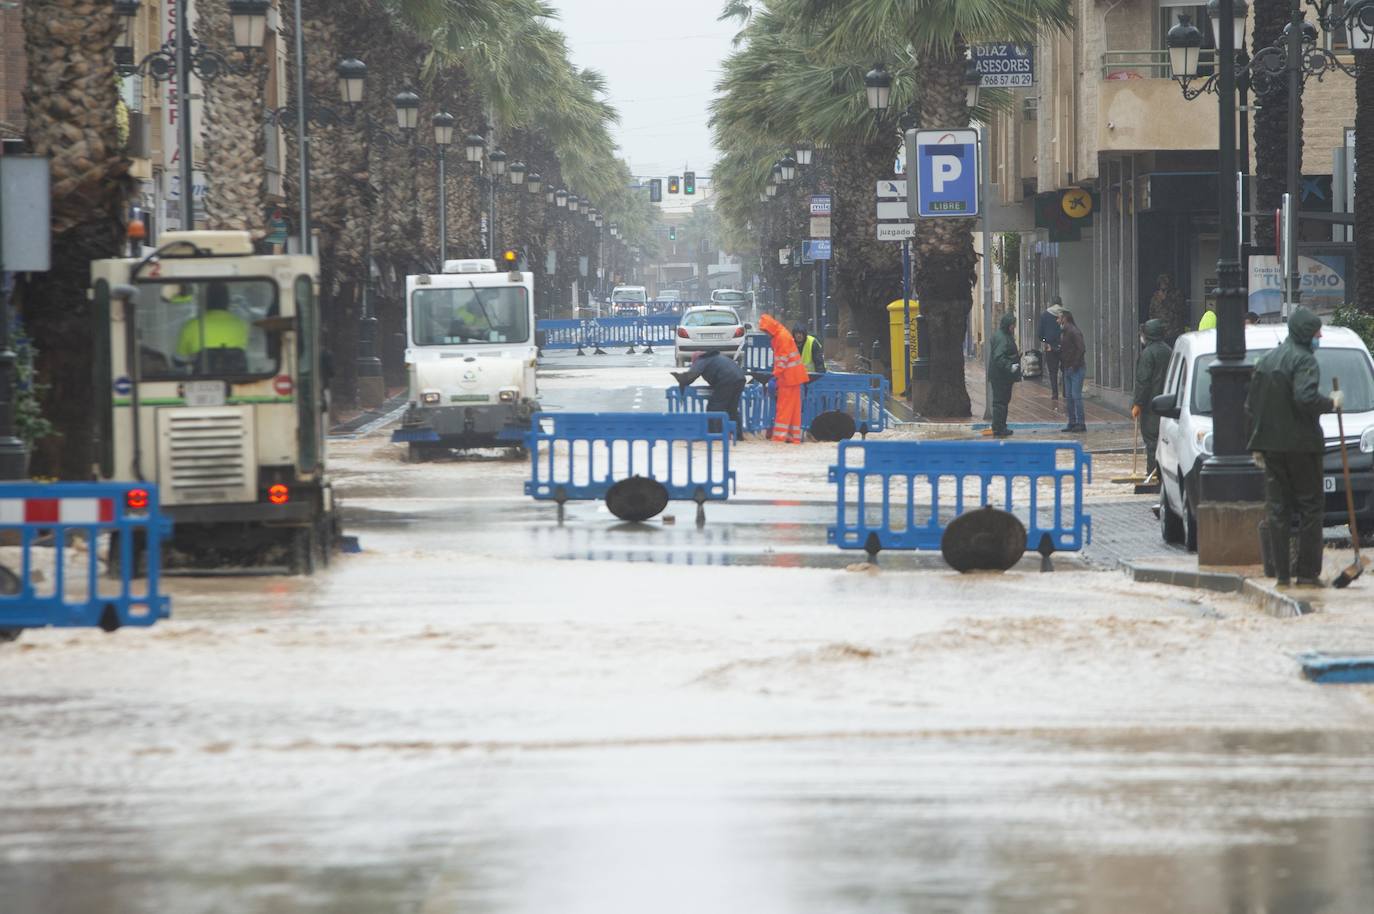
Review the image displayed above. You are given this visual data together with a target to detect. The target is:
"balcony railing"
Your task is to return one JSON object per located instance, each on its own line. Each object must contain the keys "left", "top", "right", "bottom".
{"left": 1101, "top": 49, "right": 1220, "bottom": 81}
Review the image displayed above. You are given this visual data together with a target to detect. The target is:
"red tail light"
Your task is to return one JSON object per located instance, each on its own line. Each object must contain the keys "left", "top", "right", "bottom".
{"left": 126, "top": 488, "right": 150, "bottom": 511}
{"left": 733, "top": 326, "right": 745, "bottom": 337}
{"left": 677, "top": 327, "right": 690, "bottom": 338}
{"left": 268, "top": 484, "right": 290, "bottom": 505}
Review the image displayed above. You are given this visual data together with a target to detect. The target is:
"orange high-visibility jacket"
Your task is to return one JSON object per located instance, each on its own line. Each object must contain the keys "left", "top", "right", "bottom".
{"left": 759, "top": 314, "right": 810, "bottom": 386}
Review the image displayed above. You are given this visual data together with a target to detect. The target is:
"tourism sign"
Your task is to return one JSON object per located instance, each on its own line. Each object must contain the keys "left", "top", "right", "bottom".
{"left": 972, "top": 44, "right": 1035, "bottom": 87}
{"left": 876, "top": 180, "right": 907, "bottom": 199}
{"left": 906, "top": 128, "right": 980, "bottom": 218}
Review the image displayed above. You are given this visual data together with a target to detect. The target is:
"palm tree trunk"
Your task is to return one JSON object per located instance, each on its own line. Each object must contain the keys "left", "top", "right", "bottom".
{"left": 1356, "top": 54, "right": 1374, "bottom": 313}
{"left": 198, "top": 4, "right": 268, "bottom": 232}
{"left": 1251, "top": 0, "right": 1301, "bottom": 252}
{"left": 910, "top": 42, "right": 976, "bottom": 417}
{"left": 18, "top": 0, "right": 131, "bottom": 477}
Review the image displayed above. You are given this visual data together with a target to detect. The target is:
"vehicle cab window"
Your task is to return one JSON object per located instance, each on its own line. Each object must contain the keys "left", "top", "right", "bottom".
{"left": 412, "top": 286, "right": 530, "bottom": 345}
{"left": 135, "top": 278, "right": 279, "bottom": 379}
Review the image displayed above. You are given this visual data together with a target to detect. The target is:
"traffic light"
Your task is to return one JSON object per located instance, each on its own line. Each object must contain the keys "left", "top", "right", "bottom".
{"left": 649, "top": 178, "right": 662, "bottom": 202}
{"left": 668, "top": 226, "right": 677, "bottom": 241}
{"left": 668, "top": 175, "right": 680, "bottom": 194}
{"left": 684, "top": 171, "right": 696, "bottom": 195}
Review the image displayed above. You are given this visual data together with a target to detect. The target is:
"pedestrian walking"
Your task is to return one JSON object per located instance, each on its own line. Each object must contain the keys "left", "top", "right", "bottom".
{"left": 1057, "top": 308, "right": 1087, "bottom": 432}
{"left": 989, "top": 312, "right": 1021, "bottom": 438}
{"left": 1245, "top": 307, "right": 1340, "bottom": 587}
{"left": 791, "top": 324, "right": 826, "bottom": 374}
{"left": 672, "top": 349, "right": 748, "bottom": 439}
{"left": 1038, "top": 298, "right": 1065, "bottom": 400}
{"left": 1132, "top": 318, "right": 1172, "bottom": 477}
{"left": 759, "top": 313, "right": 809, "bottom": 444}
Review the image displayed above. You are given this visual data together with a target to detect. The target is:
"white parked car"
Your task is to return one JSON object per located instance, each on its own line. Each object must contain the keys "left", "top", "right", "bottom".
{"left": 1152, "top": 324, "right": 1374, "bottom": 551}
{"left": 674, "top": 305, "right": 747, "bottom": 366}
{"left": 709, "top": 289, "right": 752, "bottom": 308}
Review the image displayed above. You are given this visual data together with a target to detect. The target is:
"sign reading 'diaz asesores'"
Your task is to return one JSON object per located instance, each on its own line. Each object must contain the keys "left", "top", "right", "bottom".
{"left": 972, "top": 44, "right": 1034, "bottom": 88}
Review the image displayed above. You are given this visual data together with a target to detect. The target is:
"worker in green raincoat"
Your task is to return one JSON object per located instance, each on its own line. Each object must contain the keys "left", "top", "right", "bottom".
{"left": 989, "top": 312, "right": 1021, "bottom": 438}
{"left": 1132, "top": 318, "right": 1172, "bottom": 478}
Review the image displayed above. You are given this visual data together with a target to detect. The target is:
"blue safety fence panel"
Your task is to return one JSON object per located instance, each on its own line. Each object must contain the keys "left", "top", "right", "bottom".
{"left": 804, "top": 372, "right": 891, "bottom": 435}
{"left": 827, "top": 440, "right": 1092, "bottom": 553}
{"left": 525, "top": 412, "right": 737, "bottom": 502}
{"left": 0, "top": 482, "right": 172, "bottom": 632}
{"left": 642, "top": 313, "right": 683, "bottom": 347}
{"left": 538, "top": 319, "right": 585, "bottom": 350}
{"left": 740, "top": 333, "right": 773, "bottom": 373}
{"left": 665, "top": 384, "right": 772, "bottom": 434}
{"left": 587, "top": 317, "right": 644, "bottom": 353}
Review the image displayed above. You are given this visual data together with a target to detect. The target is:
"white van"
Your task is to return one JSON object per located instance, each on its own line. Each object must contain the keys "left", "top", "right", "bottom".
{"left": 1152, "top": 325, "right": 1374, "bottom": 550}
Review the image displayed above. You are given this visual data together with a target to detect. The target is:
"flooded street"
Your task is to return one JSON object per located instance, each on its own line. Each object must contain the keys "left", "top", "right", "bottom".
{"left": 5, "top": 353, "right": 1374, "bottom": 913}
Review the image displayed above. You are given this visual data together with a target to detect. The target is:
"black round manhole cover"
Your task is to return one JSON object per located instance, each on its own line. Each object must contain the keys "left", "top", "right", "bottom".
{"left": 605, "top": 476, "right": 670, "bottom": 522}
{"left": 941, "top": 506, "right": 1027, "bottom": 572}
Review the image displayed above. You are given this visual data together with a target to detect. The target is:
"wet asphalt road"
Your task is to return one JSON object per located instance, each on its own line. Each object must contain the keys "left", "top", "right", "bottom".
{"left": 4, "top": 352, "right": 1374, "bottom": 913}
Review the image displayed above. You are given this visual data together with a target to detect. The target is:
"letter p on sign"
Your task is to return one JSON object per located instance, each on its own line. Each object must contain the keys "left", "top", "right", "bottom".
{"left": 931, "top": 155, "right": 962, "bottom": 193}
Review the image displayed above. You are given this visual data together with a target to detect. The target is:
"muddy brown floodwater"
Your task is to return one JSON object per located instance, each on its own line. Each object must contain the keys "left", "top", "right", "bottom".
{"left": 3, "top": 355, "right": 1374, "bottom": 913}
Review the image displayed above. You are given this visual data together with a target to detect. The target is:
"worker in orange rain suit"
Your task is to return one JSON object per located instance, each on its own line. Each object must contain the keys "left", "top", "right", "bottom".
{"left": 759, "top": 313, "right": 810, "bottom": 444}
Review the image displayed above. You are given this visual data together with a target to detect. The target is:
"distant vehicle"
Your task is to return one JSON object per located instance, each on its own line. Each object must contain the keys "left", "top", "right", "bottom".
{"left": 674, "top": 305, "right": 746, "bottom": 367}
{"left": 1152, "top": 324, "right": 1374, "bottom": 551}
{"left": 657, "top": 289, "right": 683, "bottom": 303}
{"left": 393, "top": 253, "right": 539, "bottom": 460}
{"left": 610, "top": 285, "right": 648, "bottom": 315}
{"left": 709, "top": 289, "right": 752, "bottom": 308}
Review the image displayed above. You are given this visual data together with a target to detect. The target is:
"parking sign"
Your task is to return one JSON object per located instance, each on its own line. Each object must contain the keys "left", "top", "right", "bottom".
{"left": 905, "top": 129, "right": 980, "bottom": 218}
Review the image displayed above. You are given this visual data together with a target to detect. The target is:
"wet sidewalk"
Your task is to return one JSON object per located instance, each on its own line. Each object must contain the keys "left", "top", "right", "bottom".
{"left": 890, "top": 358, "right": 1131, "bottom": 430}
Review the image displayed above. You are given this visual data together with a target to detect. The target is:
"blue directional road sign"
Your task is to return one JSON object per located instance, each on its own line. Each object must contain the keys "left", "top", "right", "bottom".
{"left": 906, "top": 128, "right": 980, "bottom": 218}
{"left": 803, "top": 240, "right": 832, "bottom": 261}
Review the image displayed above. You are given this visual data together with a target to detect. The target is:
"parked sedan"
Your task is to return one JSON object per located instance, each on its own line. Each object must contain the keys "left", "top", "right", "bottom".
{"left": 674, "top": 306, "right": 746, "bottom": 366}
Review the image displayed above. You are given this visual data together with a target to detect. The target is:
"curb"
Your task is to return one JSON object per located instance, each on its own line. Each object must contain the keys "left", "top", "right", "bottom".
{"left": 1121, "top": 561, "right": 1314, "bottom": 618}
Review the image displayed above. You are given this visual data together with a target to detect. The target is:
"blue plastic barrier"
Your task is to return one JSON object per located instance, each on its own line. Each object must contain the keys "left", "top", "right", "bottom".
{"left": 587, "top": 317, "right": 644, "bottom": 354}
{"left": 539, "top": 319, "right": 585, "bottom": 352}
{"left": 740, "top": 333, "right": 774, "bottom": 373}
{"left": 525, "top": 412, "right": 736, "bottom": 507}
{"left": 641, "top": 313, "right": 683, "bottom": 349}
{"left": 804, "top": 372, "right": 890, "bottom": 436}
{"left": 827, "top": 440, "right": 1092, "bottom": 554}
{"left": 665, "top": 383, "right": 772, "bottom": 435}
{"left": 0, "top": 482, "right": 172, "bottom": 633}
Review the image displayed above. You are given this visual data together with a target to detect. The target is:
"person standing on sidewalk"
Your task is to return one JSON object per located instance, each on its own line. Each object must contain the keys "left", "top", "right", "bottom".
{"left": 1132, "top": 318, "right": 1172, "bottom": 477}
{"left": 1038, "top": 298, "right": 1065, "bottom": 400}
{"left": 1245, "top": 307, "right": 1340, "bottom": 587}
{"left": 988, "top": 313, "right": 1022, "bottom": 438}
{"left": 1058, "top": 308, "right": 1087, "bottom": 432}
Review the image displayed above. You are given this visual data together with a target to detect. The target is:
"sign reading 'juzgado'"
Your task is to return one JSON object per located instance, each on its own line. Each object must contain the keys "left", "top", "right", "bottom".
{"left": 972, "top": 45, "right": 1035, "bottom": 88}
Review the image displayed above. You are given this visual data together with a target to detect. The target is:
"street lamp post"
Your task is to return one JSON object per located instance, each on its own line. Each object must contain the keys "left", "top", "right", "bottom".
{"left": 432, "top": 112, "right": 455, "bottom": 265}
{"left": 1167, "top": 0, "right": 1265, "bottom": 562}
{"left": 488, "top": 148, "right": 507, "bottom": 258}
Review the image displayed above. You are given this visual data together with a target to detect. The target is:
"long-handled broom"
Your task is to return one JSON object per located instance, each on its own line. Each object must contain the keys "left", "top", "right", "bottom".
{"left": 1111, "top": 415, "right": 1156, "bottom": 491}
{"left": 1332, "top": 377, "right": 1367, "bottom": 589}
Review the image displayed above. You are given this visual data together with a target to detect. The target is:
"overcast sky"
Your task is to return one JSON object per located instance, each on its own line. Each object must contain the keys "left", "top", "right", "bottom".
{"left": 557, "top": 0, "right": 740, "bottom": 187}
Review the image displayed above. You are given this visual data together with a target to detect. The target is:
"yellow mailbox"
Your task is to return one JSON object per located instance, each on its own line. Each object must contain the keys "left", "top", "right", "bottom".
{"left": 887, "top": 298, "right": 919, "bottom": 397}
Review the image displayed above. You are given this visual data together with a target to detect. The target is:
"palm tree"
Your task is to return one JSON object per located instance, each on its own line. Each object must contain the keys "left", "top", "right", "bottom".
{"left": 198, "top": 3, "right": 269, "bottom": 232}
{"left": 17, "top": 0, "right": 131, "bottom": 477}
{"left": 766, "top": 0, "right": 1072, "bottom": 416}
{"left": 1356, "top": 54, "right": 1373, "bottom": 312}
{"left": 1250, "top": 0, "right": 1300, "bottom": 253}
{"left": 711, "top": 3, "right": 907, "bottom": 365}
